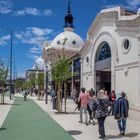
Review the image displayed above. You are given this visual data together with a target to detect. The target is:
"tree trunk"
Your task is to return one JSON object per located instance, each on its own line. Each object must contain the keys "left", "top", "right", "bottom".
{"left": 2, "top": 92, "right": 4, "bottom": 104}
{"left": 64, "top": 82, "right": 67, "bottom": 113}
{"left": 1, "top": 89, "right": 4, "bottom": 104}
{"left": 57, "top": 84, "right": 61, "bottom": 112}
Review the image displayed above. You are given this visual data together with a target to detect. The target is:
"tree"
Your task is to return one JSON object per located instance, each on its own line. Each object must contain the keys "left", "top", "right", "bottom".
{"left": 15, "top": 80, "right": 24, "bottom": 89}
{"left": 52, "top": 55, "right": 72, "bottom": 112}
{"left": 0, "top": 59, "right": 8, "bottom": 104}
{"left": 36, "top": 73, "right": 44, "bottom": 90}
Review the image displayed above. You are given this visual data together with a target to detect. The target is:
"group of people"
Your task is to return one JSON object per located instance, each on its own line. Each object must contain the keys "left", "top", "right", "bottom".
{"left": 77, "top": 87, "right": 129, "bottom": 139}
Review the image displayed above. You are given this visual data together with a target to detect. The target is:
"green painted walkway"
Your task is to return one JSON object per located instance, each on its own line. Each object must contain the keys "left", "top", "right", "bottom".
{"left": 0, "top": 97, "right": 74, "bottom": 140}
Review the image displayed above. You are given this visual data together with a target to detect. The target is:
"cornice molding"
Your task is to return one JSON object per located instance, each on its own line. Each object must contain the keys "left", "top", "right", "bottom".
{"left": 88, "top": 11, "right": 118, "bottom": 38}
{"left": 115, "top": 61, "right": 139, "bottom": 71}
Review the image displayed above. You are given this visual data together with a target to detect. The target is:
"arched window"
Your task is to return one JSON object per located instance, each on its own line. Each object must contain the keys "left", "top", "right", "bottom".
{"left": 95, "top": 41, "right": 111, "bottom": 62}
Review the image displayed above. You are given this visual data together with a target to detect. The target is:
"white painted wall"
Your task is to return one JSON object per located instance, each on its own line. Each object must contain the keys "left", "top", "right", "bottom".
{"left": 115, "top": 67, "right": 140, "bottom": 107}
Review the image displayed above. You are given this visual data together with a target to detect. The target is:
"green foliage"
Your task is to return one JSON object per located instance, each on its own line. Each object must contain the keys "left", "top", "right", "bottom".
{"left": 0, "top": 59, "right": 8, "bottom": 86}
{"left": 15, "top": 80, "right": 24, "bottom": 89}
{"left": 30, "top": 77, "right": 36, "bottom": 88}
{"left": 52, "top": 56, "right": 72, "bottom": 84}
{"left": 36, "top": 73, "right": 44, "bottom": 89}
{"left": 22, "top": 81, "right": 31, "bottom": 89}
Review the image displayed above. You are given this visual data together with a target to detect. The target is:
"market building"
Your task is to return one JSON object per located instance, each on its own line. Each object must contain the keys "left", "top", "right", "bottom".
{"left": 80, "top": 6, "right": 140, "bottom": 107}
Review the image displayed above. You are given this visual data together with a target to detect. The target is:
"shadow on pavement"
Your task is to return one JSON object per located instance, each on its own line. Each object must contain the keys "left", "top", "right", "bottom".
{"left": 106, "top": 132, "right": 139, "bottom": 139}
{"left": 67, "top": 130, "right": 82, "bottom": 135}
{"left": 0, "top": 128, "right": 7, "bottom": 131}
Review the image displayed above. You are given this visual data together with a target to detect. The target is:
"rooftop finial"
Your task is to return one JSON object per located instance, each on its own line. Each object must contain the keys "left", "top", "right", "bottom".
{"left": 68, "top": 1, "right": 71, "bottom": 13}
{"left": 64, "top": 0, "right": 74, "bottom": 29}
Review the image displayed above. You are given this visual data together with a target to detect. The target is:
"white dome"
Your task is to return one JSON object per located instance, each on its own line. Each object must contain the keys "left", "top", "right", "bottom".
{"left": 51, "top": 28, "right": 84, "bottom": 50}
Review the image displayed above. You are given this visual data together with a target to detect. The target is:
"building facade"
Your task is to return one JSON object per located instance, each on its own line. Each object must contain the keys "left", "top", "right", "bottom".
{"left": 80, "top": 7, "right": 140, "bottom": 107}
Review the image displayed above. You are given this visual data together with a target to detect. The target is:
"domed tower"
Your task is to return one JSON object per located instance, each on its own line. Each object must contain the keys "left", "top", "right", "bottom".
{"left": 43, "top": 1, "right": 84, "bottom": 92}
{"left": 51, "top": 1, "right": 84, "bottom": 53}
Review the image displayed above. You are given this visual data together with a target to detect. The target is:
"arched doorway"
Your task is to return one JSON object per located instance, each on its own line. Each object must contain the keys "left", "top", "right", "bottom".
{"left": 95, "top": 41, "right": 111, "bottom": 94}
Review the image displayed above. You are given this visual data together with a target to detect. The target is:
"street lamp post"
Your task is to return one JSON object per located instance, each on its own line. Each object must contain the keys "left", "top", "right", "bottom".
{"left": 8, "top": 29, "right": 13, "bottom": 100}
{"left": 0, "top": 28, "right": 13, "bottom": 100}
{"left": 45, "top": 66, "right": 48, "bottom": 104}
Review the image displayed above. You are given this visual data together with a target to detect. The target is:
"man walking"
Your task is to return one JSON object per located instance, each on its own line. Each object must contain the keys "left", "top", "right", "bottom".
{"left": 78, "top": 87, "right": 89, "bottom": 125}
{"left": 114, "top": 92, "right": 129, "bottom": 136}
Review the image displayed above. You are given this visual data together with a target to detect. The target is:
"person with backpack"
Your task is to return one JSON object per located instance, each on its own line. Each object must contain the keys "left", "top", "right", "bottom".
{"left": 114, "top": 92, "right": 129, "bottom": 136}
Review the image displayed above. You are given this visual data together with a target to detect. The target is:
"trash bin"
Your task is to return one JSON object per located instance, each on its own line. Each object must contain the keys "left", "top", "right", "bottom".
{"left": 52, "top": 96, "right": 57, "bottom": 110}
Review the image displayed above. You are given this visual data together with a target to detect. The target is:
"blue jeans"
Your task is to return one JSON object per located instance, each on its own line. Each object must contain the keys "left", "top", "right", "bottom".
{"left": 117, "top": 117, "right": 126, "bottom": 133}
{"left": 79, "top": 106, "right": 87, "bottom": 124}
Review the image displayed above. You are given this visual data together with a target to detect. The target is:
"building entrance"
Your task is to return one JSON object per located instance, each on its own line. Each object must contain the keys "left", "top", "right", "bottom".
{"left": 96, "top": 70, "right": 111, "bottom": 94}
{"left": 95, "top": 41, "right": 111, "bottom": 94}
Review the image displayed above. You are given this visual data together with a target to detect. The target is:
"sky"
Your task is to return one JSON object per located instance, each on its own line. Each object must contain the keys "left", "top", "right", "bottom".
{"left": 0, "top": 0, "right": 140, "bottom": 78}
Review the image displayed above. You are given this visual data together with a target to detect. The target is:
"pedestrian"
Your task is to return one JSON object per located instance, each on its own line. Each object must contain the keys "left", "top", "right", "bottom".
{"left": 108, "top": 90, "right": 116, "bottom": 115}
{"left": 51, "top": 88, "right": 56, "bottom": 102}
{"left": 114, "top": 92, "right": 129, "bottom": 136}
{"left": 87, "top": 89, "right": 96, "bottom": 125}
{"left": 93, "top": 89, "right": 110, "bottom": 139}
{"left": 78, "top": 87, "right": 89, "bottom": 125}
{"left": 23, "top": 90, "right": 27, "bottom": 101}
{"left": 11, "top": 85, "right": 15, "bottom": 100}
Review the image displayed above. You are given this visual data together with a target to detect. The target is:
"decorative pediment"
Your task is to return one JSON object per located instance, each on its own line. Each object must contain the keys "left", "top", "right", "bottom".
{"left": 87, "top": 11, "right": 118, "bottom": 39}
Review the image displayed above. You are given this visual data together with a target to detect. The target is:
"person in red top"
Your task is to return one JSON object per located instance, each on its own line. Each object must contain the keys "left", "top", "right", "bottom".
{"left": 108, "top": 90, "right": 116, "bottom": 115}
{"left": 78, "top": 87, "right": 89, "bottom": 125}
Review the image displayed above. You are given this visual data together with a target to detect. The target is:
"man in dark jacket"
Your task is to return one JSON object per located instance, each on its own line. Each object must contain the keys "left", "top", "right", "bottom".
{"left": 114, "top": 92, "right": 129, "bottom": 136}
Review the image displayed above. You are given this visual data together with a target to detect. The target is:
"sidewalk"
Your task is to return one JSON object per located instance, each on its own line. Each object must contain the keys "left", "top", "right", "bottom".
{"left": 0, "top": 96, "right": 14, "bottom": 128}
{"left": 31, "top": 95, "right": 140, "bottom": 140}
{"left": 0, "top": 94, "right": 140, "bottom": 140}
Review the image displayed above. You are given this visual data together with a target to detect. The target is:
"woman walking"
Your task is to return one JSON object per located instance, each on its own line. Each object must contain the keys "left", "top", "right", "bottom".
{"left": 87, "top": 89, "right": 96, "bottom": 125}
{"left": 93, "top": 90, "right": 110, "bottom": 139}
{"left": 108, "top": 90, "right": 116, "bottom": 115}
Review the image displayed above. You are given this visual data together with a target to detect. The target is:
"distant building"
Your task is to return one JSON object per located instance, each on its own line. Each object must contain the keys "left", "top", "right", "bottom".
{"left": 80, "top": 7, "right": 140, "bottom": 107}
{"left": 26, "top": 58, "right": 44, "bottom": 89}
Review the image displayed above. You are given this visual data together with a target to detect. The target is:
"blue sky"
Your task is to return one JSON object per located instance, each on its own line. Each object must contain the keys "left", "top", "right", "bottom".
{"left": 0, "top": 0, "right": 140, "bottom": 78}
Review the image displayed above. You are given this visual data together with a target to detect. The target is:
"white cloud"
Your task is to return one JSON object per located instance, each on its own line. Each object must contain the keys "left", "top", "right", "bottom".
{"left": 0, "top": 1, "right": 13, "bottom": 14}
{"left": 0, "top": 1, "right": 53, "bottom": 16}
{"left": 13, "top": 7, "right": 53, "bottom": 17}
{"left": 15, "top": 27, "right": 53, "bottom": 59}
{"left": 103, "top": 0, "right": 140, "bottom": 11}
{"left": 29, "top": 47, "right": 41, "bottom": 54}
{"left": 43, "top": 9, "right": 53, "bottom": 16}
{"left": 27, "top": 54, "right": 40, "bottom": 60}
{"left": 14, "top": 7, "right": 41, "bottom": 16}
{"left": 30, "top": 27, "right": 53, "bottom": 36}
{"left": 126, "top": 0, "right": 140, "bottom": 10}
{"left": 15, "top": 27, "right": 53, "bottom": 46}
{"left": 126, "top": 0, "right": 140, "bottom": 6}
{"left": 0, "top": 35, "right": 10, "bottom": 45}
